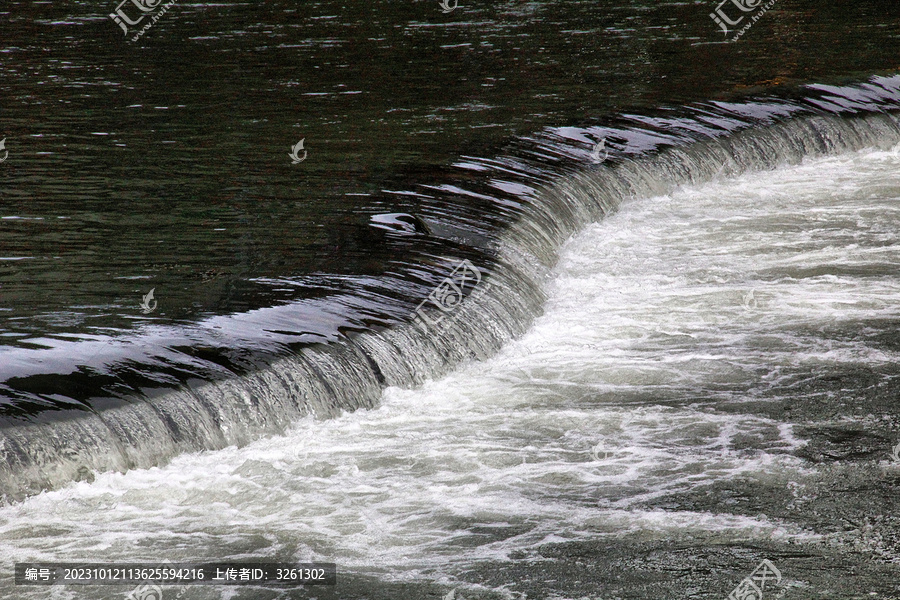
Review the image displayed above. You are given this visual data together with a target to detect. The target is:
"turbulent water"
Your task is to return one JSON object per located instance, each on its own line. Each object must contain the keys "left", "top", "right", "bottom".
{"left": 4, "top": 1, "right": 900, "bottom": 598}
{"left": 1, "top": 144, "right": 899, "bottom": 599}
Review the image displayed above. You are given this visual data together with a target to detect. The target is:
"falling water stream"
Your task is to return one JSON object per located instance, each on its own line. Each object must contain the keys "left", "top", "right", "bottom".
{"left": 3, "top": 1, "right": 900, "bottom": 598}
{"left": 1, "top": 142, "right": 898, "bottom": 599}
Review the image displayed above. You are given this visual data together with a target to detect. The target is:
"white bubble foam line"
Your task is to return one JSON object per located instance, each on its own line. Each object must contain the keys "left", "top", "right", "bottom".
{"left": 0, "top": 148, "right": 895, "bottom": 589}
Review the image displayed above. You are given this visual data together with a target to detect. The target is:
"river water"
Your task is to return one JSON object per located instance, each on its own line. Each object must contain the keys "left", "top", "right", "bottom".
{"left": 3, "top": 143, "right": 900, "bottom": 599}
{"left": 1, "top": 1, "right": 900, "bottom": 599}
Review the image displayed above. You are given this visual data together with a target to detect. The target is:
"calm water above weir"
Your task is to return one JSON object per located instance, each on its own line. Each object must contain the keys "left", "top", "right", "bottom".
{"left": 1, "top": 1, "right": 900, "bottom": 599}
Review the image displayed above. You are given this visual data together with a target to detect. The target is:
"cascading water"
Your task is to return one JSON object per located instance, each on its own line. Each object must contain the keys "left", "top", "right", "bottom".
{"left": 1, "top": 77, "right": 900, "bottom": 599}
{"left": 2, "top": 77, "right": 899, "bottom": 504}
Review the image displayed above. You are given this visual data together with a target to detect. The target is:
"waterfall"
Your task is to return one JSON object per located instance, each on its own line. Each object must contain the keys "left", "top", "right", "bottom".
{"left": 2, "top": 75, "right": 899, "bottom": 503}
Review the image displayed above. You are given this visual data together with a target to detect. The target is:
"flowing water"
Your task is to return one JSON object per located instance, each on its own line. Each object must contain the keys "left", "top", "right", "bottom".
{"left": 2, "top": 1, "right": 900, "bottom": 599}
{"left": 3, "top": 138, "right": 900, "bottom": 600}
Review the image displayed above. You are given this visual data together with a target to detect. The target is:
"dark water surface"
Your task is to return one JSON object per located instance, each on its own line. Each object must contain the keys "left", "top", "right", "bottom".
{"left": 2, "top": 1, "right": 900, "bottom": 599}
{"left": 2, "top": 0, "right": 899, "bottom": 378}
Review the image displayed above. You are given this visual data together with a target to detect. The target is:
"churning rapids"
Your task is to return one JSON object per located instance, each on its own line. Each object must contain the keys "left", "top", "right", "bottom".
{"left": 1, "top": 78, "right": 900, "bottom": 598}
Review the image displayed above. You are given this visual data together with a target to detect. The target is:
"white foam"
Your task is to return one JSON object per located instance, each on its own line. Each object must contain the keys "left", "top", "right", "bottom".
{"left": 2, "top": 148, "right": 898, "bottom": 597}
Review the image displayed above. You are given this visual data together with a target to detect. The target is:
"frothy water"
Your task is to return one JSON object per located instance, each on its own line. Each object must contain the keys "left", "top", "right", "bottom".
{"left": 5, "top": 77, "right": 900, "bottom": 503}
{"left": 3, "top": 146, "right": 897, "bottom": 598}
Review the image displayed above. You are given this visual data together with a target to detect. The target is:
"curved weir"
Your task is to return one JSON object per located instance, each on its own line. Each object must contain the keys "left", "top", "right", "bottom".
{"left": 1, "top": 76, "right": 899, "bottom": 503}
